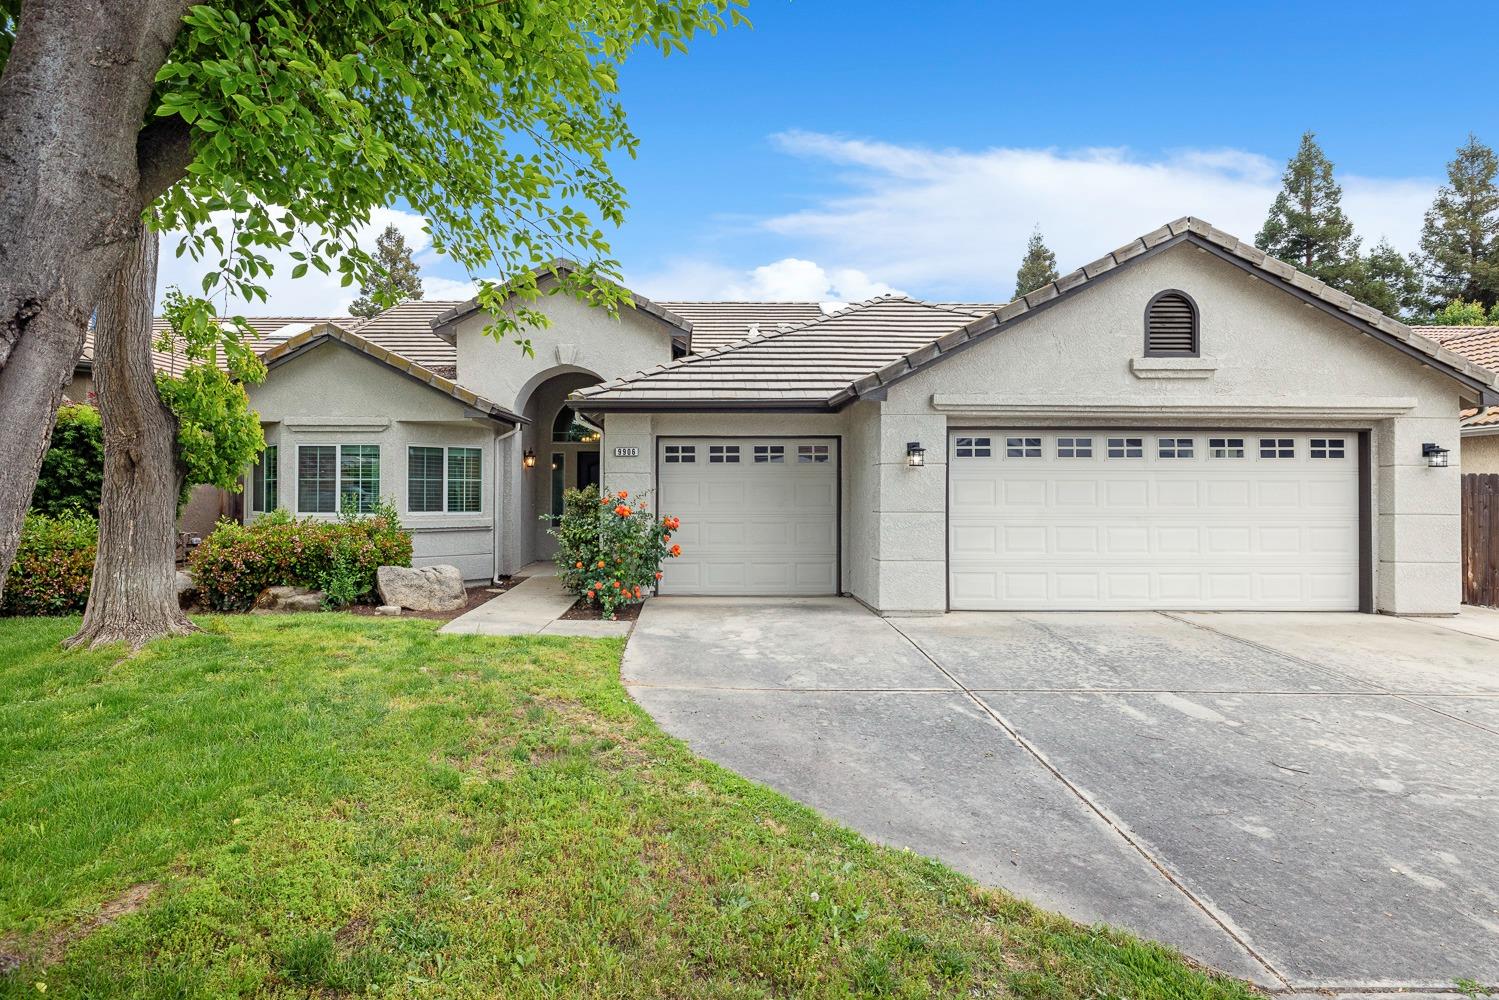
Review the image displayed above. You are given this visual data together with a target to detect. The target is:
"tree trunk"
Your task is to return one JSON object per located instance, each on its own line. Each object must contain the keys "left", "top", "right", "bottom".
{"left": 0, "top": 0, "right": 193, "bottom": 605}
{"left": 66, "top": 229, "right": 196, "bottom": 649}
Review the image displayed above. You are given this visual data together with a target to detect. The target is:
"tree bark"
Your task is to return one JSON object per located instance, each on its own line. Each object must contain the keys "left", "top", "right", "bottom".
{"left": 66, "top": 228, "right": 196, "bottom": 649}
{"left": 0, "top": 0, "right": 193, "bottom": 605}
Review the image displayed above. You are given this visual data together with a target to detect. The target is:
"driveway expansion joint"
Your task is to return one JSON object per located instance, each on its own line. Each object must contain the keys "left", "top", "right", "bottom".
{"left": 881, "top": 616, "right": 1292, "bottom": 990}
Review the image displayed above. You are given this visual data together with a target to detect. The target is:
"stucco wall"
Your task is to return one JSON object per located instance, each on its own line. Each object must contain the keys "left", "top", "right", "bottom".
{"left": 874, "top": 243, "right": 1467, "bottom": 614}
{"left": 247, "top": 341, "right": 506, "bottom": 581}
{"left": 1463, "top": 433, "right": 1499, "bottom": 474}
{"left": 450, "top": 292, "right": 675, "bottom": 412}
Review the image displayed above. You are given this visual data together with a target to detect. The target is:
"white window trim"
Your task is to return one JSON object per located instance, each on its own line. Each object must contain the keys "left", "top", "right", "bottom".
{"left": 296, "top": 443, "right": 380, "bottom": 515}
{"left": 406, "top": 444, "right": 483, "bottom": 515}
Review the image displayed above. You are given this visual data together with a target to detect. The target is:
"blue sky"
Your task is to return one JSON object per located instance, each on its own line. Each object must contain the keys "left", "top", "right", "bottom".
{"left": 160, "top": 0, "right": 1499, "bottom": 313}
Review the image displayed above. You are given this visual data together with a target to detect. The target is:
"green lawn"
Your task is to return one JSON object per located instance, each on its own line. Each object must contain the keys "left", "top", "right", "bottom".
{"left": 0, "top": 615, "right": 1259, "bottom": 999}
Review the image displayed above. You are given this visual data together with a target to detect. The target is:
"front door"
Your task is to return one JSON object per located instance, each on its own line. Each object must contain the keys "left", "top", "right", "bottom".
{"left": 577, "top": 451, "right": 601, "bottom": 493}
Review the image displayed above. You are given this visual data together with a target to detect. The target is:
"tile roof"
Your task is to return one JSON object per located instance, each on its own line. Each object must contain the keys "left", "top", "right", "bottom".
{"left": 1463, "top": 406, "right": 1499, "bottom": 428}
{"left": 659, "top": 302, "right": 827, "bottom": 353}
{"left": 260, "top": 324, "right": 523, "bottom": 424}
{"left": 1408, "top": 325, "right": 1485, "bottom": 346}
{"left": 1423, "top": 326, "right": 1499, "bottom": 373}
{"left": 575, "top": 296, "right": 985, "bottom": 408}
{"left": 344, "top": 299, "right": 460, "bottom": 371}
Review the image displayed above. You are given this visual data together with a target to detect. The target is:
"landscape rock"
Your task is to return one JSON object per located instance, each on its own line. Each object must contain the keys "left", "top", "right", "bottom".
{"left": 175, "top": 570, "right": 197, "bottom": 604}
{"left": 377, "top": 564, "right": 465, "bottom": 612}
{"left": 252, "top": 585, "right": 325, "bottom": 613}
{"left": 374, "top": 605, "right": 403, "bottom": 617}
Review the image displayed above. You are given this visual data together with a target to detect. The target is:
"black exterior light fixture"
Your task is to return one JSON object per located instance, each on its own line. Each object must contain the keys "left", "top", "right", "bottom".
{"left": 906, "top": 442, "right": 926, "bottom": 467}
{"left": 1422, "top": 442, "right": 1450, "bottom": 468}
{"left": 523, "top": 449, "right": 537, "bottom": 469}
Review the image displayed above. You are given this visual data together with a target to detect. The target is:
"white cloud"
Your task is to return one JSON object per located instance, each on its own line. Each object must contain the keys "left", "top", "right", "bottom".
{"left": 744, "top": 131, "right": 1437, "bottom": 299}
{"left": 154, "top": 206, "right": 436, "bottom": 316}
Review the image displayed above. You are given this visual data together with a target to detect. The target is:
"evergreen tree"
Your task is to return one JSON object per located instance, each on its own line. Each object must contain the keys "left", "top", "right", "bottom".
{"left": 1255, "top": 131, "right": 1361, "bottom": 288}
{"left": 1346, "top": 239, "right": 1423, "bottom": 318}
{"left": 1013, "top": 227, "right": 1059, "bottom": 298}
{"left": 349, "top": 224, "right": 425, "bottom": 317}
{"left": 1417, "top": 134, "right": 1499, "bottom": 311}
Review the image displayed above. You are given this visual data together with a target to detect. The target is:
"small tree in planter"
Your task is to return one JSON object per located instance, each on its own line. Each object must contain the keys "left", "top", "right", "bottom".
{"left": 551, "top": 484, "right": 681, "bottom": 619}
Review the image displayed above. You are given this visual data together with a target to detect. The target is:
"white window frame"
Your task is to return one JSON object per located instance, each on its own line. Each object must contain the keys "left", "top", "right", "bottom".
{"left": 252, "top": 444, "right": 279, "bottom": 512}
{"left": 296, "top": 443, "right": 381, "bottom": 515}
{"left": 406, "top": 444, "right": 483, "bottom": 514}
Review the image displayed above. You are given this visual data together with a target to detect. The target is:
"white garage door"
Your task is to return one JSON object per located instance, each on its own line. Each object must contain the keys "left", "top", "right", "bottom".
{"left": 948, "top": 430, "right": 1361, "bottom": 610}
{"left": 657, "top": 438, "right": 838, "bottom": 595}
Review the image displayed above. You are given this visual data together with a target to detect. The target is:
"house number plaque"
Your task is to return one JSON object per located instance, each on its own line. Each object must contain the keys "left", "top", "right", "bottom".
{"left": 613, "top": 446, "right": 640, "bottom": 458}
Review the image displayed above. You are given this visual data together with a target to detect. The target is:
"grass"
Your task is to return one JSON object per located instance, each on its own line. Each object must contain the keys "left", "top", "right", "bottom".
{"left": 0, "top": 615, "right": 1261, "bottom": 999}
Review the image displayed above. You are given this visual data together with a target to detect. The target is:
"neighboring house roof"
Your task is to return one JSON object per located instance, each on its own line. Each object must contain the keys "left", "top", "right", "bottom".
{"left": 1426, "top": 326, "right": 1499, "bottom": 373}
{"left": 574, "top": 295, "right": 985, "bottom": 409}
{"left": 430, "top": 259, "right": 692, "bottom": 350}
{"left": 78, "top": 315, "right": 358, "bottom": 377}
{"left": 1463, "top": 406, "right": 1499, "bottom": 429}
{"left": 577, "top": 217, "right": 1499, "bottom": 412}
{"left": 259, "top": 323, "right": 525, "bottom": 425}
{"left": 345, "top": 299, "right": 461, "bottom": 376}
{"left": 1409, "top": 325, "right": 1497, "bottom": 346}
{"left": 659, "top": 302, "right": 827, "bottom": 353}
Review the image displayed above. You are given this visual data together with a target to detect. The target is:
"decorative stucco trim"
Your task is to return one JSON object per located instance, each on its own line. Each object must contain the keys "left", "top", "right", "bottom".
{"left": 928, "top": 394, "right": 1419, "bottom": 422}
{"left": 285, "top": 420, "right": 391, "bottom": 432}
{"left": 1129, "top": 356, "right": 1220, "bottom": 379}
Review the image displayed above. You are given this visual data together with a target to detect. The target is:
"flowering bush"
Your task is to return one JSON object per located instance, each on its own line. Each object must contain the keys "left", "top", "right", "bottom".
{"left": 189, "top": 502, "right": 412, "bottom": 611}
{"left": 0, "top": 511, "right": 98, "bottom": 616}
{"left": 551, "top": 484, "right": 682, "bottom": 619}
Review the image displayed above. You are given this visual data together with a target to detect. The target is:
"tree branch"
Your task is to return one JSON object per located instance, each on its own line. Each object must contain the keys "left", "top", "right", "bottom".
{"left": 136, "top": 115, "right": 193, "bottom": 206}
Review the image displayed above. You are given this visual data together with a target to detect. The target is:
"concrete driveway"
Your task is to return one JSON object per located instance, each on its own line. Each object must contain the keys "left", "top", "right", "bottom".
{"left": 622, "top": 599, "right": 1499, "bottom": 997}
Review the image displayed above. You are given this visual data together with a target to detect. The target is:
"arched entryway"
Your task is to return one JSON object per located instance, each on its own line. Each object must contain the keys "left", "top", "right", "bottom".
{"left": 514, "top": 368, "right": 602, "bottom": 565}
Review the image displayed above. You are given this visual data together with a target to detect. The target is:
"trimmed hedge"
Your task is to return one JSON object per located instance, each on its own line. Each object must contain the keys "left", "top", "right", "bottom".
{"left": 1, "top": 511, "right": 97, "bottom": 616}
{"left": 189, "top": 508, "right": 413, "bottom": 611}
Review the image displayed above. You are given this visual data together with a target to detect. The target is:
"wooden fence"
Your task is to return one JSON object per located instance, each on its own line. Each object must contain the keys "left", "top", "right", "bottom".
{"left": 1462, "top": 474, "right": 1499, "bottom": 608}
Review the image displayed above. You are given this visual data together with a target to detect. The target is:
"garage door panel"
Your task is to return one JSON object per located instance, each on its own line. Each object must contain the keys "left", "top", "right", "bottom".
{"left": 659, "top": 438, "right": 838, "bottom": 596}
{"left": 950, "top": 430, "right": 1360, "bottom": 611}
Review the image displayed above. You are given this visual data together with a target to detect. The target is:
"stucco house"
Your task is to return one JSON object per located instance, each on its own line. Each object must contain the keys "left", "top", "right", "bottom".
{"left": 121, "top": 216, "right": 1499, "bottom": 616}
{"left": 1414, "top": 326, "right": 1499, "bottom": 473}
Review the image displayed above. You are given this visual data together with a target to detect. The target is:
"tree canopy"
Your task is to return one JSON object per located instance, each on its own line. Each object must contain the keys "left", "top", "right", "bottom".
{"left": 1418, "top": 134, "right": 1499, "bottom": 311}
{"left": 350, "top": 223, "right": 425, "bottom": 318}
{"left": 1256, "top": 131, "right": 1361, "bottom": 288}
{"left": 1014, "top": 228, "right": 1059, "bottom": 298}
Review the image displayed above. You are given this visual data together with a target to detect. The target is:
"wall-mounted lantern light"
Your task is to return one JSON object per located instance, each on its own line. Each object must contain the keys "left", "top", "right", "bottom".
{"left": 906, "top": 442, "right": 926, "bottom": 468}
{"left": 1422, "top": 443, "right": 1450, "bottom": 468}
{"left": 523, "top": 449, "right": 537, "bottom": 469}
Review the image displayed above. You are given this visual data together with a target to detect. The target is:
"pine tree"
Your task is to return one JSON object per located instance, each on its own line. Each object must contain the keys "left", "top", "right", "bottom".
{"left": 1255, "top": 131, "right": 1361, "bottom": 288}
{"left": 1417, "top": 134, "right": 1499, "bottom": 311}
{"left": 1346, "top": 239, "right": 1423, "bottom": 318}
{"left": 349, "top": 224, "right": 425, "bottom": 317}
{"left": 1013, "top": 227, "right": 1059, "bottom": 298}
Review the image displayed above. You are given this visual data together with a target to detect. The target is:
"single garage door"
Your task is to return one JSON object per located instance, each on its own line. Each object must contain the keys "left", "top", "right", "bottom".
{"left": 657, "top": 437, "right": 838, "bottom": 596}
{"left": 948, "top": 430, "right": 1361, "bottom": 610}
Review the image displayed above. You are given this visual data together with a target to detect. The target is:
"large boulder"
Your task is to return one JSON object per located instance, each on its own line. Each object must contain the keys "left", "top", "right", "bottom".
{"left": 377, "top": 564, "right": 466, "bottom": 613}
{"left": 252, "top": 585, "right": 325, "bottom": 613}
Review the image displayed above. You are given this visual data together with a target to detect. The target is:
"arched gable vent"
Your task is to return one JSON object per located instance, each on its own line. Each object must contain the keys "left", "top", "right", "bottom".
{"left": 1144, "top": 290, "right": 1199, "bottom": 356}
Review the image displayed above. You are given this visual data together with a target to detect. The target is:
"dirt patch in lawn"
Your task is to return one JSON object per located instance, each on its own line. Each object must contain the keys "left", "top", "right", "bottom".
{"left": 346, "top": 584, "right": 503, "bottom": 622}
{"left": 558, "top": 598, "right": 644, "bottom": 623}
{"left": 0, "top": 881, "right": 159, "bottom": 972}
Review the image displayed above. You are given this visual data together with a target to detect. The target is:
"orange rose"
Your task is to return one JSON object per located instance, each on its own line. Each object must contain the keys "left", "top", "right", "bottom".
{"left": 633, "top": 586, "right": 642, "bottom": 598}
{"left": 669, "top": 544, "right": 681, "bottom": 557}
{"left": 617, "top": 490, "right": 628, "bottom": 500}
{"left": 575, "top": 561, "right": 583, "bottom": 569}
{"left": 614, "top": 504, "right": 631, "bottom": 517}
{"left": 655, "top": 571, "right": 663, "bottom": 580}
{"left": 597, "top": 560, "right": 605, "bottom": 568}
{"left": 613, "top": 580, "right": 622, "bottom": 589}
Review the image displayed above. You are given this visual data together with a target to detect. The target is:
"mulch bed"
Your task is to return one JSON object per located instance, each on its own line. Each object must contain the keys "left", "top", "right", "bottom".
{"left": 345, "top": 584, "right": 502, "bottom": 623}
{"left": 558, "top": 597, "right": 644, "bottom": 622}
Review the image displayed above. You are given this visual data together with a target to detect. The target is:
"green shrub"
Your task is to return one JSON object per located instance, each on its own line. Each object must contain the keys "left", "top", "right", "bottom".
{"left": 1, "top": 511, "right": 97, "bottom": 616}
{"left": 189, "top": 502, "right": 412, "bottom": 611}
{"left": 551, "top": 484, "right": 681, "bottom": 619}
{"left": 34, "top": 403, "right": 104, "bottom": 517}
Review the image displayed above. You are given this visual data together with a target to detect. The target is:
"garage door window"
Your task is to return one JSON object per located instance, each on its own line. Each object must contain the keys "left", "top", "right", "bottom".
{"left": 664, "top": 444, "right": 695, "bottom": 463}
{"left": 709, "top": 445, "right": 740, "bottom": 464}
{"left": 1057, "top": 437, "right": 1092, "bottom": 458}
{"left": 753, "top": 445, "right": 784, "bottom": 463}
{"left": 954, "top": 436, "right": 991, "bottom": 458}
{"left": 1158, "top": 437, "right": 1195, "bottom": 459}
{"left": 1006, "top": 437, "right": 1041, "bottom": 458}
{"left": 1260, "top": 438, "right": 1295, "bottom": 459}
{"left": 1106, "top": 437, "right": 1144, "bottom": 459}
{"left": 1209, "top": 437, "right": 1245, "bottom": 459}
{"left": 797, "top": 444, "right": 831, "bottom": 463}
{"left": 1310, "top": 438, "right": 1346, "bottom": 459}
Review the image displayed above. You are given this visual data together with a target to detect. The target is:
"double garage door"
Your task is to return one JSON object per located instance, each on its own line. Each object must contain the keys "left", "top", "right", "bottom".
{"left": 656, "top": 437, "right": 838, "bottom": 596}
{"left": 949, "top": 430, "right": 1362, "bottom": 611}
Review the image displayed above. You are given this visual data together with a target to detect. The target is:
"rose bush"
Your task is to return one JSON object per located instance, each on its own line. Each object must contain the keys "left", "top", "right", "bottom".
{"left": 0, "top": 511, "right": 98, "bottom": 616}
{"left": 551, "top": 484, "right": 681, "bottom": 619}
{"left": 190, "top": 502, "right": 412, "bottom": 611}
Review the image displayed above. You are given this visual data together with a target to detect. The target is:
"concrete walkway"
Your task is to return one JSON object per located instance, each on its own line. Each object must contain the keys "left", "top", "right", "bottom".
{"left": 439, "top": 563, "right": 632, "bottom": 637}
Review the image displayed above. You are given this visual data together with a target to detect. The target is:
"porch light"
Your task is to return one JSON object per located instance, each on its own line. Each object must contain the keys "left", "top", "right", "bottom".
{"left": 1422, "top": 442, "right": 1450, "bottom": 468}
{"left": 523, "top": 449, "right": 537, "bottom": 469}
{"left": 906, "top": 442, "right": 926, "bottom": 468}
